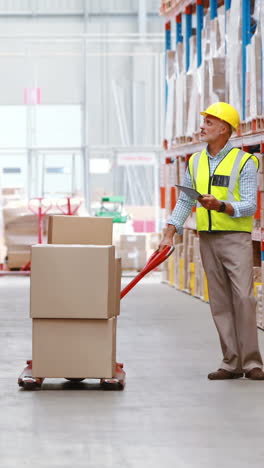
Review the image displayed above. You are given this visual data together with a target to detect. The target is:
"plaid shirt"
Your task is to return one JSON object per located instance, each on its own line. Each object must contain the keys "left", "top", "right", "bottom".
{"left": 168, "top": 141, "right": 258, "bottom": 234}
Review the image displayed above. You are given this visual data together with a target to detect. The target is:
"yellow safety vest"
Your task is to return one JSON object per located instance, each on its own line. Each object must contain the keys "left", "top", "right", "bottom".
{"left": 188, "top": 148, "right": 259, "bottom": 232}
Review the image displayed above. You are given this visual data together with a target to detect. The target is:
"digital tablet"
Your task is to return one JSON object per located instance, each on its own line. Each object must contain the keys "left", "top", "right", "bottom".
{"left": 175, "top": 184, "right": 203, "bottom": 200}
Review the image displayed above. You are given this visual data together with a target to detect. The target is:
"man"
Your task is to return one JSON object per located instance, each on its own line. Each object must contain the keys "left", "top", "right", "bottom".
{"left": 160, "top": 102, "right": 264, "bottom": 380}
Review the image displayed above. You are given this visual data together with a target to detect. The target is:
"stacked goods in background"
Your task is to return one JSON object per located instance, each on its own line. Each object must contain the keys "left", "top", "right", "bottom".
{"left": 161, "top": 1, "right": 264, "bottom": 322}
{"left": 164, "top": 1, "right": 264, "bottom": 146}
{"left": 126, "top": 205, "right": 156, "bottom": 233}
{"left": 116, "top": 232, "right": 161, "bottom": 271}
{"left": 2, "top": 201, "right": 48, "bottom": 269}
{"left": 31, "top": 216, "right": 122, "bottom": 379}
{"left": 161, "top": 226, "right": 209, "bottom": 303}
{"left": 2, "top": 199, "right": 85, "bottom": 269}
{"left": 245, "top": 1, "right": 263, "bottom": 124}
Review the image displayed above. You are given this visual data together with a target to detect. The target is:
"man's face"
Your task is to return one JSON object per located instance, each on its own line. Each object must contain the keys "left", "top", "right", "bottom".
{"left": 200, "top": 115, "right": 224, "bottom": 143}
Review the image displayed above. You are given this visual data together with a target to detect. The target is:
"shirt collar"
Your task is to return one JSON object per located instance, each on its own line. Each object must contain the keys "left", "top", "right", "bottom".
{"left": 206, "top": 141, "right": 233, "bottom": 160}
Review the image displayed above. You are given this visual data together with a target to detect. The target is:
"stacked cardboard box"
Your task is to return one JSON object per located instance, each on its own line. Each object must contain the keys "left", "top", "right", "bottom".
{"left": 3, "top": 201, "right": 48, "bottom": 269}
{"left": 117, "top": 233, "right": 160, "bottom": 270}
{"left": 31, "top": 216, "right": 121, "bottom": 379}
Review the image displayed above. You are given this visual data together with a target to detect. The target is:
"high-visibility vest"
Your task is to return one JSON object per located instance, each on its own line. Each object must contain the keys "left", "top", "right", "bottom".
{"left": 188, "top": 148, "right": 259, "bottom": 232}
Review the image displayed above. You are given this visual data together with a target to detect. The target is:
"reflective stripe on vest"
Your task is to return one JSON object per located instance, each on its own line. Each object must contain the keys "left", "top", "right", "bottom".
{"left": 188, "top": 148, "right": 259, "bottom": 232}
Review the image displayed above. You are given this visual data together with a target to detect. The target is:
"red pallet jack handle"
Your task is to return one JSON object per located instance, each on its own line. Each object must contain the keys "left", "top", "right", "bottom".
{"left": 20, "top": 198, "right": 52, "bottom": 272}
{"left": 28, "top": 197, "right": 52, "bottom": 243}
{"left": 56, "top": 197, "right": 82, "bottom": 216}
{"left": 120, "top": 245, "right": 175, "bottom": 300}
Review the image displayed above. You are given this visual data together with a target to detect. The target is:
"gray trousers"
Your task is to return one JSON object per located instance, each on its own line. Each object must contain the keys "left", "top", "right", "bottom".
{"left": 199, "top": 232, "right": 263, "bottom": 373}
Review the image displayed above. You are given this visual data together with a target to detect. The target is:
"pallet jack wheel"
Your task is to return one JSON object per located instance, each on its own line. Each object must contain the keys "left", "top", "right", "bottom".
{"left": 100, "top": 380, "right": 125, "bottom": 391}
{"left": 19, "top": 378, "right": 42, "bottom": 391}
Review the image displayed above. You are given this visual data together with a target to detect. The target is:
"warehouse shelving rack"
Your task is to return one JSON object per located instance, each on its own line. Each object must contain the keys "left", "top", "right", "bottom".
{"left": 159, "top": 0, "right": 264, "bottom": 325}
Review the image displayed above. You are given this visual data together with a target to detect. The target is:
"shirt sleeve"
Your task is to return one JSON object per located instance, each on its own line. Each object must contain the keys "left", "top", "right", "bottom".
{"left": 229, "top": 158, "right": 257, "bottom": 218}
{"left": 167, "top": 167, "right": 196, "bottom": 235}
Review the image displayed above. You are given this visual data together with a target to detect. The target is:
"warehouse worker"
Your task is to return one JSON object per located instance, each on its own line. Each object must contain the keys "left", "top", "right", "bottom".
{"left": 160, "top": 102, "right": 264, "bottom": 380}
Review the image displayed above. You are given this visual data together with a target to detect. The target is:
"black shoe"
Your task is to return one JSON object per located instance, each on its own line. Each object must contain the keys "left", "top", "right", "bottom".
{"left": 208, "top": 369, "right": 243, "bottom": 380}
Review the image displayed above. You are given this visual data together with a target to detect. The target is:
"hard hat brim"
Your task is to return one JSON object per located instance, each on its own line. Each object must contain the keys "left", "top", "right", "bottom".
{"left": 200, "top": 111, "right": 237, "bottom": 130}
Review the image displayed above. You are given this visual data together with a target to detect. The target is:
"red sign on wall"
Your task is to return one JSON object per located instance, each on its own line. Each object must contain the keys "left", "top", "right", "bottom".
{"left": 24, "top": 88, "right": 41, "bottom": 104}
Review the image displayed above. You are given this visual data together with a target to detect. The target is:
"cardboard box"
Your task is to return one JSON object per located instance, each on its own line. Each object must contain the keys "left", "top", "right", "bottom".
{"left": 32, "top": 318, "right": 116, "bottom": 378}
{"left": 48, "top": 215, "right": 113, "bottom": 245}
{"left": 119, "top": 233, "right": 154, "bottom": 250}
{"left": 30, "top": 245, "right": 116, "bottom": 319}
{"left": 115, "top": 258, "right": 121, "bottom": 316}
{"left": 7, "top": 250, "right": 30, "bottom": 269}
{"left": 118, "top": 248, "right": 152, "bottom": 270}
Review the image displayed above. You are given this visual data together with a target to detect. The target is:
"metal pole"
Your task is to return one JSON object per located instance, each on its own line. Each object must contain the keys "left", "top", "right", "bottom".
{"left": 138, "top": 0, "right": 147, "bottom": 38}
{"left": 27, "top": 149, "right": 32, "bottom": 198}
{"left": 176, "top": 14, "right": 183, "bottom": 45}
{"left": 165, "top": 20, "right": 171, "bottom": 111}
{"left": 154, "top": 152, "right": 160, "bottom": 233}
{"left": 197, "top": 0, "right": 204, "bottom": 67}
{"left": 225, "top": 0, "right": 231, "bottom": 10}
{"left": 41, "top": 153, "right": 45, "bottom": 197}
{"left": 71, "top": 153, "right": 77, "bottom": 196}
{"left": 154, "top": 54, "right": 160, "bottom": 146}
{"left": 185, "top": 6, "right": 192, "bottom": 72}
{"left": 242, "top": 0, "right": 251, "bottom": 121}
{"left": 82, "top": 36, "right": 91, "bottom": 212}
{"left": 83, "top": 145, "right": 90, "bottom": 212}
{"left": 210, "top": 0, "right": 218, "bottom": 20}
{"left": 83, "top": 0, "right": 89, "bottom": 33}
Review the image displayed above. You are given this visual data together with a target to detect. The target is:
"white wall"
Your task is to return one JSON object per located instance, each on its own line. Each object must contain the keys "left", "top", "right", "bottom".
{"left": 0, "top": 1, "right": 164, "bottom": 201}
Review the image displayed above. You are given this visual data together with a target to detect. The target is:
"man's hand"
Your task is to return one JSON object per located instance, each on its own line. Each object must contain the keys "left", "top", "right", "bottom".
{"left": 159, "top": 224, "right": 176, "bottom": 251}
{"left": 198, "top": 194, "right": 221, "bottom": 211}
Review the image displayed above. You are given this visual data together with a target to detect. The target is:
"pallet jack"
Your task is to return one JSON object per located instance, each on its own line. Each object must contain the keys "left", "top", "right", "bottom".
{"left": 18, "top": 245, "right": 174, "bottom": 391}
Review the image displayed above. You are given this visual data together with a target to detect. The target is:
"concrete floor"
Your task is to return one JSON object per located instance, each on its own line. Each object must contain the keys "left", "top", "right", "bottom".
{"left": 1, "top": 274, "right": 264, "bottom": 468}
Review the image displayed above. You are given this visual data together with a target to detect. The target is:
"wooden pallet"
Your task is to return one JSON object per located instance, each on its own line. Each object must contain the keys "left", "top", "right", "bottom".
{"left": 239, "top": 117, "right": 264, "bottom": 136}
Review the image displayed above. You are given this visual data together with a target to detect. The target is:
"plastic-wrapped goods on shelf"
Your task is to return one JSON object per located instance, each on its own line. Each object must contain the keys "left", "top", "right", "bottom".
{"left": 200, "top": 59, "right": 210, "bottom": 112}
{"left": 209, "top": 57, "right": 226, "bottom": 104}
{"left": 175, "top": 156, "right": 185, "bottom": 186}
{"left": 186, "top": 73, "right": 201, "bottom": 138}
{"left": 175, "top": 73, "right": 185, "bottom": 139}
{"left": 182, "top": 74, "right": 193, "bottom": 141}
{"left": 246, "top": 27, "right": 262, "bottom": 119}
{"left": 202, "top": 11, "right": 211, "bottom": 60}
{"left": 210, "top": 5, "right": 225, "bottom": 58}
{"left": 225, "top": 0, "right": 242, "bottom": 117}
{"left": 173, "top": 43, "right": 185, "bottom": 141}
{"left": 164, "top": 51, "right": 176, "bottom": 143}
{"left": 186, "top": 36, "right": 201, "bottom": 138}
{"left": 254, "top": 266, "right": 262, "bottom": 284}
{"left": 175, "top": 42, "right": 184, "bottom": 76}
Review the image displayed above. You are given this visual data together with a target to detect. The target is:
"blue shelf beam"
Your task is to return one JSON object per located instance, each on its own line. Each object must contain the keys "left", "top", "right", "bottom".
{"left": 165, "top": 20, "right": 171, "bottom": 112}
{"left": 176, "top": 14, "right": 183, "bottom": 44}
{"left": 210, "top": 0, "right": 218, "bottom": 20}
{"left": 225, "top": 0, "right": 231, "bottom": 11}
{"left": 165, "top": 20, "right": 171, "bottom": 51}
{"left": 185, "top": 6, "right": 192, "bottom": 72}
{"left": 196, "top": 0, "right": 204, "bottom": 67}
{"left": 242, "top": 0, "right": 251, "bottom": 120}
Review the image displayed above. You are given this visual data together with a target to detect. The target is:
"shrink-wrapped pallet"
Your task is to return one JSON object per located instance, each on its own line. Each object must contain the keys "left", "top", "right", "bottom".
{"left": 225, "top": 0, "right": 242, "bottom": 117}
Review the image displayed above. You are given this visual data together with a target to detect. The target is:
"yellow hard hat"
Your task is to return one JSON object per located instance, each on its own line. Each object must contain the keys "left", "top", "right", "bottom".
{"left": 200, "top": 102, "right": 240, "bottom": 130}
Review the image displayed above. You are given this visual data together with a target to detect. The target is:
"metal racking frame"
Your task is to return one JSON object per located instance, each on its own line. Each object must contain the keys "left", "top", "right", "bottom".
{"left": 160, "top": 0, "right": 264, "bottom": 317}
